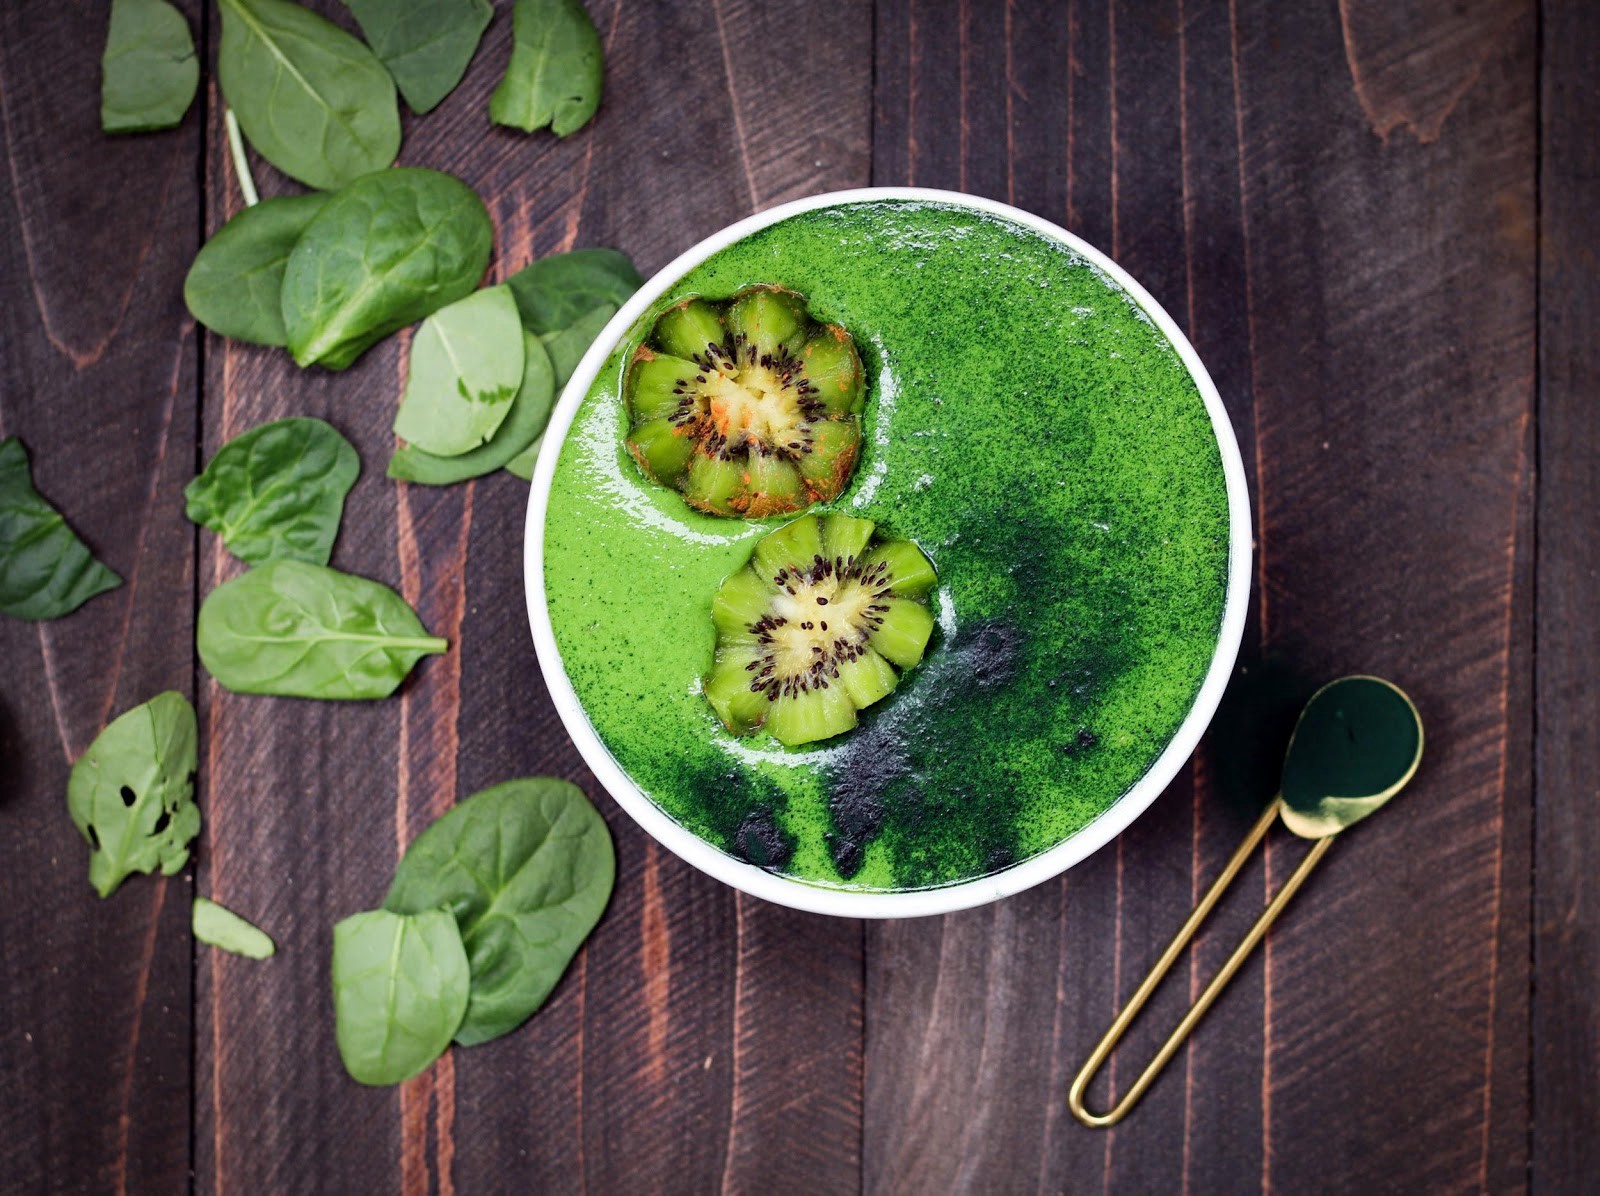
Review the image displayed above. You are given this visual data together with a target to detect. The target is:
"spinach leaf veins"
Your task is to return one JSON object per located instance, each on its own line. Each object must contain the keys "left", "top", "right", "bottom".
{"left": 185, "top": 417, "right": 359, "bottom": 566}
{"left": 489, "top": 0, "right": 604, "bottom": 138}
{"left": 197, "top": 560, "right": 447, "bottom": 699}
{"left": 280, "top": 168, "right": 493, "bottom": 371}
{"left": 342, "top": 0, "right": 493, "bottom": 115}
{"left": 217, "top": 0, "right": 401, "bottom": 190}
{"left": 385, "top": 778, "right": 614, "bottom": 1045}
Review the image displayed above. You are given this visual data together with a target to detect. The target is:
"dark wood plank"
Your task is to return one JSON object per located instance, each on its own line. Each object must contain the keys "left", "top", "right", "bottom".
{"left": 194, "top": 2, "right": 870, "bottom": 1193}
{"left": 867, "top": 5, "right": 1269, "bottom": 1191}
{"left": 865, "top": 1, "right": 1535, "bottom": 1192}
{"left": 1231, "top": 3, "right": 1534, "bottom": 1190}
{"left": 0, "top": 2, "right": 201, "bottom": 1193}
{"left": 1534, "top": 0, "right": 1600, "bottom": 1188}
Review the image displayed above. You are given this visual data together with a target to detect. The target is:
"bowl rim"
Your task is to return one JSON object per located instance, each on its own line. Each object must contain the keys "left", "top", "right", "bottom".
{"left": 523, "top": 186, "right": 1252, "bottom": 919}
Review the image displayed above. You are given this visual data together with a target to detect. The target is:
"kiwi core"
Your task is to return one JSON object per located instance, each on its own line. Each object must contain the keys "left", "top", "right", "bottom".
{"left": 763, "top": 561, "right": 883, "bottom": 679}
{"left": 696, "top": 342, "right": 815, "bottom": 459}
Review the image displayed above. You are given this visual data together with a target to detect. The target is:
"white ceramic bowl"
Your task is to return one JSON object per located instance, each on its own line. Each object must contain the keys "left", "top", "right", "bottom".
{"left": 524, "top": 187, "right": 1252, "bottom": 919}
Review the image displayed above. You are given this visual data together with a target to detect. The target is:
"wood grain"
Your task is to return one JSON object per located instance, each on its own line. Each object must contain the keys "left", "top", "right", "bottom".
{"left": 1237, "top": 2, "right": 1534, "bottom": 1188}
{"left": 194, "top": 2, "right": 870, "bottom": 1193}
{"left": 865, "top": 1, "right": 1535, "bottom": 1192}
{"left": 0, "top": 0, "right": 1569, "bottom": 1191}
{"left": 0, "top": 2, "right": 199, "bottom": 1194}
{"left": 1534, "top": 0, "right": 1600, "bottom": 1188}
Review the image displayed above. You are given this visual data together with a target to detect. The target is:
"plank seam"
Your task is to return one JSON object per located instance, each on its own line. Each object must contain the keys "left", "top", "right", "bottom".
{"left": 1527, "top": 0, "right": 1545, "bottom": 1184}
{"left": 189, "top": 1, "right": 211, "bottom": 1190}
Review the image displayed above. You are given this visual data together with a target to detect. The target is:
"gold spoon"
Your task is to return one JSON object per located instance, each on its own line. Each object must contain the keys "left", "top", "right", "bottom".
{"left": 1068, "top": 675, "right": 1424, "bottom": 1128}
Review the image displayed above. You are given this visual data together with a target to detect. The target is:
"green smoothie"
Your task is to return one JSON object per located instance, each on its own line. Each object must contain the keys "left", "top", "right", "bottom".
{"left": 544, "top": 200, "right": 1230, "bottom": 891}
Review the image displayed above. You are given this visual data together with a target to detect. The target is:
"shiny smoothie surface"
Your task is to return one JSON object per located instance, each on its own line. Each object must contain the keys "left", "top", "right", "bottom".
{"left": 544, "top": 200, "right": 1230, "bottom": 890}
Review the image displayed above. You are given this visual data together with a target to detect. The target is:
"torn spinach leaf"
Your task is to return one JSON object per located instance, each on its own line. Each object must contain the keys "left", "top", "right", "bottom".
{"left": 489, "top": 0, "right": 604, "bottom": 138}
{"left": 67, "top": 692, "right": 199, "bottom": 898}
{"left": 194, "top": 897, "right": 277, "bottom": 959}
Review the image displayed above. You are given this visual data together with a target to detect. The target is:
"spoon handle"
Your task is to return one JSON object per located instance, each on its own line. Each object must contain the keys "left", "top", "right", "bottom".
{"left": 1068, "top": 797, "right": 1334, "bottom": 1128}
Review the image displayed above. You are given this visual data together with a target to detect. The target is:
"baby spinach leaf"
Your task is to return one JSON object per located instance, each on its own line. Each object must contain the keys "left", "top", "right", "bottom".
{"left": 389, "top": 332, "right": 556, "bottom": 485}
{"left": 392, "top": 286, "right": 525, "bottom": 458}
{"left": 342, "top": 0, "right": 493, "bottom": 115}
{"left": 504, "top": 248, "right": 640, "bottom": 334}
{"left": 193, "top": 897, "right": 277, "bottom": 959}
{"left": 539, "top": 301, "right": 617, "bottom": 382}
{"left": 67, "top": 692, "right": 199, "bottom": 898}
{"left": 218, "top": 0, "right": 401, "bottom": 191}
{"left": 385, "top": 779, "right": 614, "bottom": 1045}
{"left": 184, "top": 194, "right": 330, "bottom": 346}
{"left": 197, "top": 560, "right": 447, "bottom": 699}
{"left": 502, "top": 439, "right": 541, "bottom": 481}
{"left": 489, "top": 0, "right": 604, "bottom": 138}
{"left": 0, "top": 438, "right": 121, "bottom": 621}
{"left": 185, "top": 418, "right": 359, "bottom": 566}
{"left": 101, "top": 0, "right": 199, "bottom": 133}
{"left": 501, "top": 301, "right": 618, "bottom": 480}
{"left": 332, "top": 908, "right": 469, "bottom": 1085}
{"left": 281, "top": 168, "right": 494, "bottom": 371}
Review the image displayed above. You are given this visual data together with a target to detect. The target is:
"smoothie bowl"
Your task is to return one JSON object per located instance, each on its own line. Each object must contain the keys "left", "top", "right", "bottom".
{"left": 525, "top": 189, "right": 1251, "bottom": 918}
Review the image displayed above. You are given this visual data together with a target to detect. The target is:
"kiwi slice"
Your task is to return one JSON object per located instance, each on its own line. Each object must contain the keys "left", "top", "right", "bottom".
{"left": 625, "top": 286, "right": 865, "bottom": 517}
{"left": 705, "top": 513, "right": 937, "bottom": 747}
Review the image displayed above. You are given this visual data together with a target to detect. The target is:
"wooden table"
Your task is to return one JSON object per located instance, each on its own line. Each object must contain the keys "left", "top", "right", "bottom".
{"left": 2, "top": 1, "right": 1592, "bottom": 1192}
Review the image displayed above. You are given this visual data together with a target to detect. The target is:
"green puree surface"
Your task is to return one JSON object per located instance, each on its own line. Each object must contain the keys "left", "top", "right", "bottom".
{"left": 545, "top": 201, "right": 1230, "bottom": 891}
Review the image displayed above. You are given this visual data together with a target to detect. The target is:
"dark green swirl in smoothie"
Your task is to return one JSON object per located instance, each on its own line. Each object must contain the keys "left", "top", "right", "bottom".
{"left": 544, "top": 201, "right": 1230, "bottom": 890}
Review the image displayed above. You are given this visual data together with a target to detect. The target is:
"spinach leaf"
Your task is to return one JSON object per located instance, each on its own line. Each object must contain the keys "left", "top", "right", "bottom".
{"left": 217, "top": 0, "right": 401, "bottom": 191}
{"left": 185, "top": 194, "right": 329, "bottom": 346}
{"left": 502, "top": 439, "right": 541, "bottom": 481}
{"left": 385, "top": 779, "right": 613, "bottom": 1045}
{"left": 67, "top": 692, "right": 199, "bottom": 898}
{"left": 504, "top": 248, "right": 640, "bottom": 334}
{"left": 101, "top": 0, "right": 199, "bottom": 133}
{"left": 389, "top": 331, "right": 556, "bottom": 485}
{"left": 539, "top": 301, "right": 617, "bottom": 381}
{"left": 197, "top": 560, "right": 447, "bottom": 699}
{"left": 281, "top": 168, "right": 494, "bottom": 370}
{"left": 392, "top": 286, "right": 525, "bottom": 458}
{"left": 342, "top": 0, "right": 493, "bottom": 115}
{"left": 501, "top": 301, "right": 618, "bottom": 479}
{"left": 0, "top": 438, "right": 121, "bottom": 621}
{"left": 489, "top": 0, "right": 604, "bottom": 138}
{"left": 185, "top": 418, "right": 359, "bottom": 566}
{"left": 193, "top": 897, "right": 277, "bottom": 959}
{"left": 332, "top": 908, "right": 469, "bottom": 1085}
